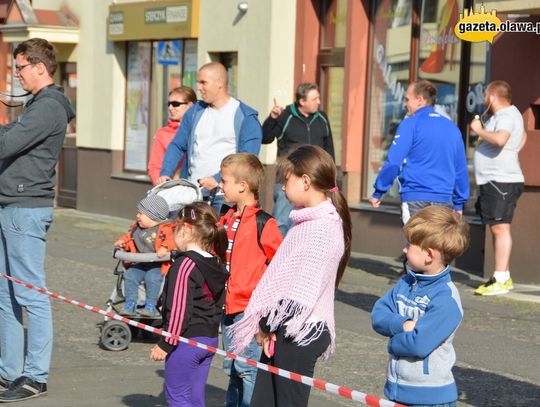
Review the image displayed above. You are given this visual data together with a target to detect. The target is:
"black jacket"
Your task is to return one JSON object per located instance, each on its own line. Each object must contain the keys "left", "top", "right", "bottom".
{"left": 0, "top": 85, "right": 75, "bottom": 207}
{"left": 262, "top": 103, "right": 334, "bottom": 159}
{"left": 158, "top": 251, "right": 228, "bottom": 353}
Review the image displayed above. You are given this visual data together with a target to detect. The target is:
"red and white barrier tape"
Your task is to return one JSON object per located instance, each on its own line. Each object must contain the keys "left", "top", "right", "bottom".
{"left": 0, "top": 273, "right": 404, "bottom": 407}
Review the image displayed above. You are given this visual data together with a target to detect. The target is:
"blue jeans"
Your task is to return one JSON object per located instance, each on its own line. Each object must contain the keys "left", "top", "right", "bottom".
{"left": 401, "top": 200, "right": 454, "bottom": 224}
{"left": 272, "top": 184, "right": 293, "bottom": 236}
{"left": 404, "top": 402, "right": 456, "bottom": 407}
{"left": 222, "top": 313, "right": 262, "bottom": 407}
{"left": 0, "top": 206, "right": 53, "bottom": 383}
{"left": 123, "top": 265, "right": 163, "bottom": 307}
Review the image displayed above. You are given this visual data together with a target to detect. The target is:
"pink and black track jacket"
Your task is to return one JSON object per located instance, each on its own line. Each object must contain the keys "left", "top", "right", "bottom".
{"left": 157, "top": 251, "right": 228, "bottom": 354}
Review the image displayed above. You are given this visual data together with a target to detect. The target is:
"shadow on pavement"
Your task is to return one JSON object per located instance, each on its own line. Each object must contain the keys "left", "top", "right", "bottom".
{"left": 350, "top": 255, "right": 486, "bottom": 291}
{"left": 455, "top": 366, "right": 540, "bottom": 406}
{"left": 122, "top": 369, "right": 227, "bottom": 407}
{"left": 336, "top": 288, "right": 380, "bottom": 314}
{"left": 348, "top": 257, "right": 403, "bottom": 281}
{"left": 448, "top": 269, "right": 484, "bottom": 289}
{"left": 122, "top": 393, "right": 166, "bottom": 407}
{"left": 205, "top": 384, "right": 228, "bottom": 406}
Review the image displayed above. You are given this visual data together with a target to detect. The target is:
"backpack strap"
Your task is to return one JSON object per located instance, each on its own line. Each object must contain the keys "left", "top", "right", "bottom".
{"left": 255, "top": 210, "right": 273, "bottom": 265}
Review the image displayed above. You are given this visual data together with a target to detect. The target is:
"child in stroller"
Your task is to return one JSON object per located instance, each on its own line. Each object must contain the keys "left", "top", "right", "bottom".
{"left": 114, "top": 194, "right": 174, "bottom": 317}
{"left": 100, "top": 179, "right": 202, "bottom": 351}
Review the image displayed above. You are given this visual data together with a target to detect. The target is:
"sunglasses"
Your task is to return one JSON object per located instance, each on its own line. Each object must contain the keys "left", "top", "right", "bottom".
{"left": 168, "top": 101, "right": 188, "bottom": 107}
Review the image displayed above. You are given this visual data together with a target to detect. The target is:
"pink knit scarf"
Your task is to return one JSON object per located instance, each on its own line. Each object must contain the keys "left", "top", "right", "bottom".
{"left": 230, "top": 199, "right": 344, "bottom": 360}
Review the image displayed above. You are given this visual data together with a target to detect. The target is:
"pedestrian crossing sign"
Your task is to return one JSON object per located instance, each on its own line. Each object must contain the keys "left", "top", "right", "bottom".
{"left": 157, "top": 40, "right": 181, "bottom": 65}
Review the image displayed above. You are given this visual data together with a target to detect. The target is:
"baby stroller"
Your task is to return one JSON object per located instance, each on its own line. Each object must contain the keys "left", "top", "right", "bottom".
{"left": 99, "top": 179, "right": 202, "bottom": 351}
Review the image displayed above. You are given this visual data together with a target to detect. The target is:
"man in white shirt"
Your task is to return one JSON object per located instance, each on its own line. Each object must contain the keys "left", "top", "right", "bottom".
{"left": 471, "top": 80, "right": 527, "bottom": 296}
{"left": 159, "top": 62, "right": 262, "bottom": 213}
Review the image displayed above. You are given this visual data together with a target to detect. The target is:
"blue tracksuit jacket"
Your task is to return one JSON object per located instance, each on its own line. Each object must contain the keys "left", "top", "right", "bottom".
{"left": 372, "top": 106, "right": 469, "bottom": 211}
{"left": 371, "top": 265, "right": 462, "bottom": 405}
{"left": 160, "top": 100, "right": 262, "bottom": 182}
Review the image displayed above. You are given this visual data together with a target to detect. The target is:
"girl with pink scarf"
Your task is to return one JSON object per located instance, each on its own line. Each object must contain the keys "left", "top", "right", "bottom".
{"left": 230, "top": 145, "right": 352, "bottom": 407}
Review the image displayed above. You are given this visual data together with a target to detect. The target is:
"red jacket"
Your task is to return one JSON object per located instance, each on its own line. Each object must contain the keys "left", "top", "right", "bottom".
{"left": 147, "top": 119, "right": 183, "bottom": 185}
{"left": 116, "top": 222, "right": 176, "bottom": 275}
{"left": 219, "top": 204, "right": 283, "bottom": 314}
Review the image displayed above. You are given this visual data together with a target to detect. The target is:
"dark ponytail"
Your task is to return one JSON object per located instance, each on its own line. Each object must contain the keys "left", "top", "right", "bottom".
{"left": 329, "top": 190, "right": 351, "bottom": 287}
{"left": 177, "top": 202, "right": 228, "bottom": 264}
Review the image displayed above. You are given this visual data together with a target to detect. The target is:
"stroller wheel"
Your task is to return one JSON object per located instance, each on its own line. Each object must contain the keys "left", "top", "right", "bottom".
{"left": 100, "top": 320, "right": 132, "bottom": 351}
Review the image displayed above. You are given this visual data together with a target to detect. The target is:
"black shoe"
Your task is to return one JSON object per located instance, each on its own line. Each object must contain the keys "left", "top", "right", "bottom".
{"left": 0, "top": 376, "right": 47, "bottom": 402}
{"left": 0, "top": 377, "right": 10, "bottom": 392}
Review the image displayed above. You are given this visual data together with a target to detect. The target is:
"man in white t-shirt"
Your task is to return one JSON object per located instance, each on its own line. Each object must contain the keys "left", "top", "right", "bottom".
{"left": 470, "top": 80, "right": 527, "bottom": 296}
{"left": 159, "top": 62, "right": 262, "bottom": 213}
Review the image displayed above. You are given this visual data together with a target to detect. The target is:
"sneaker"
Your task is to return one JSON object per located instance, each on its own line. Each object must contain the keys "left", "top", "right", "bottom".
{"left": 0, "top": 377, "right": 11, "bottom": 392}
{"left": 139, "top": 304, "right": 161, "bottom": 318}
{"left": 0, "top": 376, "right": 47, "bottom": 402}
{"left": 505, "top": 277, "right": 514, "bottom": 291}
{"left": 474, "top": 277, "right": 509, "bottom": 296}
{"left": 120, "top": 300, "right": 137, "bottom": 316}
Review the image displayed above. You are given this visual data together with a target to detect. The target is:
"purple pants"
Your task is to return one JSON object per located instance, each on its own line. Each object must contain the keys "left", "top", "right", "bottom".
{"left": 164, "top": 336, "right": 218, "bottom": 407}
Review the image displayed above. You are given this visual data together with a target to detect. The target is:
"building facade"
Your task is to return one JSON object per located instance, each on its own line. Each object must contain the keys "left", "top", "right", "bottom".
{"left": 294, "top": 0, "right": 540, "bottom": 283}
{"left": 1, "top": 0, "right": 538, "bottom": 283}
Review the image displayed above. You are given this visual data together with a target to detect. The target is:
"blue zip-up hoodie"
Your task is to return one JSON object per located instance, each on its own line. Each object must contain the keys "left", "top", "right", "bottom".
{"left": 160, "top": 100, "right": 262, "bottom": 182}
{"left": 372, "top": 106, "right": 469, "bottom": 211}
{"left": 371, "top": 265, "right": 462, "bottom": 405}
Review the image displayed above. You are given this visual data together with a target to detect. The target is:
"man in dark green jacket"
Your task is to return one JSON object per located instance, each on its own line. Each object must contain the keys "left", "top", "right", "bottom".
{"left": 262, "top": 83, "right": 334, "bottom": 235}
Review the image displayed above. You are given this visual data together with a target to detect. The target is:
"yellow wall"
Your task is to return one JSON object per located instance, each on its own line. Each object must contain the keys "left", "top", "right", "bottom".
{"left": 33, "top": 0, "right": 125, "bottom": 150}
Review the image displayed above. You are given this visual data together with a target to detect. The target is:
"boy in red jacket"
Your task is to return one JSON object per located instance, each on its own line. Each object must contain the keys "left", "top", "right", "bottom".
{"left": 219, "top": 153, "right": 283, "bottom": 407}
{"left": 114, "top": 195, "right": 175, "bottom": 317}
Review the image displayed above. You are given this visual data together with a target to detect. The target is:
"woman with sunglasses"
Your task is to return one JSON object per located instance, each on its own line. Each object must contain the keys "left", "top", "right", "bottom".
{"left": 148, "top": 86, "right": 197, "bottom": 185}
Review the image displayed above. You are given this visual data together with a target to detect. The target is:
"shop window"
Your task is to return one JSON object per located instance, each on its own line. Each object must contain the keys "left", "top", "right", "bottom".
{"left": 463, "top": 41, "right": 490, "bottom": 212}
{"left": 319, "top": 0, "right": 347, "bottom": 168}
{"left": 124, "top": 41, "right": 151, "bottom": 172}
{"left": 364, "top": 0, "right": 483, "bottom": 214}
{"left": 417, "top": 0, "right": 464, "bottom": 122}
{"left": 321, "top": 66, "right": 344, "bottom": 167}
{"left": 320, "top": 0, "right": 347, "bottom": 49}
{"left": 364, "top": 0, "right": 412, "bottom": 203}
{"left": 123, "top": 39, "right": 198, "bottom": 173}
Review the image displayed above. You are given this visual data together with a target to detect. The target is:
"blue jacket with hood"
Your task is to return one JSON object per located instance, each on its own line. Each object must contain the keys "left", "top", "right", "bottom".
{"left": 371, "top": 265, "right": 462, "bottom": 405}
{"left": 160, "top": 100, "right": 262, "bottom": 182}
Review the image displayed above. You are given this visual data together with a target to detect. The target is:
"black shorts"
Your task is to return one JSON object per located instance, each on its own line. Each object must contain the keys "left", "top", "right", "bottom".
{"left": 476, "top": 181, "right": 524, "bottom": 225}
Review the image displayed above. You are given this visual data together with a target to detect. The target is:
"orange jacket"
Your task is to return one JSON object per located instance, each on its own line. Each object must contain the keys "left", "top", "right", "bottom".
{"left": 219, "top": 204, "right": 283, "bottom": 315}
{"left": 147, "top": 119, "right": 183, "bottom": 185}
{"left": 116, "top": 222, "right": 176, "bottom": 275}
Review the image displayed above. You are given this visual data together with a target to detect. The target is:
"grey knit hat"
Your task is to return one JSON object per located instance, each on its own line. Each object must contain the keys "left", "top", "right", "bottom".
{"left": 137, "top": 195, "right": 170, "bottom": 222}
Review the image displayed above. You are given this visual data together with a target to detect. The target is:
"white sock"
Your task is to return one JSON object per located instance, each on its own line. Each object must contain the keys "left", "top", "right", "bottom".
{"left": 493, "top": 270, "right": 510, "bottom": 283}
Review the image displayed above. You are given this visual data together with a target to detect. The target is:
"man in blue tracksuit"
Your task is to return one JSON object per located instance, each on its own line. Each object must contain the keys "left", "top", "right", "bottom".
{"left": 369, "top": 80, "right": 469, "bottom": 223}
{"left": 372, "top": 206, "right": 470, "bottom": 406}
{"left": 159, "top": 62, "right": 262, "bottom": 214}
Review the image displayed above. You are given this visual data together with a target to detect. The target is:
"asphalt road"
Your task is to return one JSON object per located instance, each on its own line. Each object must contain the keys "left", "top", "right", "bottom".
{"left": 4, "top": 209, "right": 539, "bottom": 406}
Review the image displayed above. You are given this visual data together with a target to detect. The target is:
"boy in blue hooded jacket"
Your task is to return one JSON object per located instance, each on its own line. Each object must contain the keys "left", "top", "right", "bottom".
{"left": 371, "top": 206, "right": 469, "bottom": 406}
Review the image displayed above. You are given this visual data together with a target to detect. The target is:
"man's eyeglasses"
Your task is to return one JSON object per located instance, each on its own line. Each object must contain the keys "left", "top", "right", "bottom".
{"left": 15, "top": 63, "right": 33, "bottom": 73}
{"left": 168, "top": 101, "right": 188, "bottom": 107}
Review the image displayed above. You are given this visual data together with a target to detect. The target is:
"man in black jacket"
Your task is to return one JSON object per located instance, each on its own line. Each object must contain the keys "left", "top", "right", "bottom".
{"left": 262, "top": 83, "right": 334, "bottom": 235}
{"left": 0, "top": 38, "right": 75, "bottom": 402}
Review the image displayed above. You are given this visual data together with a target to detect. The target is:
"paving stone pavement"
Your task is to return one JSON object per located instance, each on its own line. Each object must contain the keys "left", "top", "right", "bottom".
{"left": 3, "top": 209, "right": 539, "bottom": 406}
